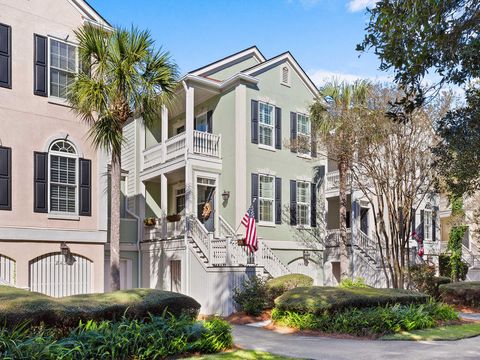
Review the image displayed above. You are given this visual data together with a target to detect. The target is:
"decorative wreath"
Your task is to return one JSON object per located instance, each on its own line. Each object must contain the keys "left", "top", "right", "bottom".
{"left": 202, "top": 202, "right": 212, "bottom": 220}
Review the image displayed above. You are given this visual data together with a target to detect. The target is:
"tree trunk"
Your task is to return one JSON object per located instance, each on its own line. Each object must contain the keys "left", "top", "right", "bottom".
{"left": 338, "top": 159, "right": 349, "bottom": 280}
{"left": 110, "top": 151, "right": 121, "bottom": 291}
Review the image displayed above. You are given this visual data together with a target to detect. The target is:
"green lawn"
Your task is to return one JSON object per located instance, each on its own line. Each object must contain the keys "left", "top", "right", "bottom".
{"left": 381, "top": 323, "right": 480, "bottom": 341}
{"left": 186, "top": 350, "right": 299, "bottom": 359}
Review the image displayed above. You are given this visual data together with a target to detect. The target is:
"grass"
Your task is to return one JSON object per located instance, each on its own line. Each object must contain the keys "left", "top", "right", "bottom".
{"left": 381, "top": 323, "right": 480, "bottom": 341}
{"left": 186, "top": 349, "right": 299, "bottom": 359}
{"left": 274, "top": 286, "right": 429, "bottom": 314}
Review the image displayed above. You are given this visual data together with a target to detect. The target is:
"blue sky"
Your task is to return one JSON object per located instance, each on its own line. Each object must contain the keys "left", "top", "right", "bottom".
{"left": 88, "top": 0, "right": 385, "bottom": 85}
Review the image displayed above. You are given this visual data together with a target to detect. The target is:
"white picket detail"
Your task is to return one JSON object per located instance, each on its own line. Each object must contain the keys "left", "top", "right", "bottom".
{"left": 143, "top": 143, "right": 163, "bottom": 169}
{"left": 29, "top": 253, "right": 92, "bottom": 297}
{"left": 0, "top": 255, "right": 16, "bottom": 285}
{"left": 259, "top": 241, "right": 291, "bottom": 278}
{"left": 165, "top": 133, "right": 187, "bottom": 159}
{"left": 193, "top": 131, "right": 221, "bottom": 157}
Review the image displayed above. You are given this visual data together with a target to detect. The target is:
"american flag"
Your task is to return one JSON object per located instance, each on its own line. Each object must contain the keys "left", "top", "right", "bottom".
{"left": 241, "top": 205, "right": 258, "bottom": 253}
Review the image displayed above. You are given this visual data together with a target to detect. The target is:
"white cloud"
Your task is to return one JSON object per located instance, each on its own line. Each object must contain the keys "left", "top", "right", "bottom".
{"left": 308, "top": 69, "right": 391, "bottom": 87}
{"left": 347, "top": 0, "right": 378, "bottom": 12}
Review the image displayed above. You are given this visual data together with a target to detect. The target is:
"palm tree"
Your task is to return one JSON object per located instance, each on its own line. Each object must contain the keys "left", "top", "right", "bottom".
{"left": 68, "top": 25, "right": 178, "bottom": 290}
{"left": 310, "top": 80, "right": 370, "bottom": 281}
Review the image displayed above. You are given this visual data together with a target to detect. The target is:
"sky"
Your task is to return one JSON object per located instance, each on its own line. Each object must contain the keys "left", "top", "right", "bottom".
{"left": 88, "top": 0, "right": 386, "bottom": 85}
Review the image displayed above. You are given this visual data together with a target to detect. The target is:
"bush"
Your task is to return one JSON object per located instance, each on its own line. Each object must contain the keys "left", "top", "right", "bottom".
{"left": 233, "top": 276, "right": 269, "bottom": 316}
{"left": 272, "top": 301, "right": 458, "bottom": 336}
{"left": 439, "top": 254, "right": 469, "bottom": 281}
{"left": 339, "top": 277, "right": 370, "bottom": 288}
{"left": 274, "top": 286, "right": 429, "bottom": 314}
{"left": 0, "top": 315, "right": 233, "bottom": 359}
{"left": 439, "top": 281, "right": 480, "bottom": 307}
{"left": 0, "top": 286, "right": 200, "bottom": 330}
{"left": 266, "top": 274, "right": 313, "bottom": 307}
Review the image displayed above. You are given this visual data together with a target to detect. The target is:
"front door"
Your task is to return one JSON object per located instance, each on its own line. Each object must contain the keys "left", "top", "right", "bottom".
{"left": 197, "top": 177, "right": 215, "bottom": 232}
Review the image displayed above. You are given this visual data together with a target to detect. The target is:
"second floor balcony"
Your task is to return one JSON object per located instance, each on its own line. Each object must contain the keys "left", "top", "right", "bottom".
{"left": 325, "top": 170, "right": 352, "bottom": 195}
{"left": 143, "top": 130, "right": 221, "bottom": 170}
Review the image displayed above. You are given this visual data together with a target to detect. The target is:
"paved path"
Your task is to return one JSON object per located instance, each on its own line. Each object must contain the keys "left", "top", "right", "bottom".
{"left": 233, "top": 325, "right": 480, "bottom": 360}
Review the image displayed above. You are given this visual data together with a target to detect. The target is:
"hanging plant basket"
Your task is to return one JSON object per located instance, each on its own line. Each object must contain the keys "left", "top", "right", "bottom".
{"left": 144, "top": 217, "right": 156, "bottom": 226}
{"left": 166, "top": 214, "right": 181, "bottom": 223}
{"left": 237, "top": 238, "right": 246, "bottom": 246}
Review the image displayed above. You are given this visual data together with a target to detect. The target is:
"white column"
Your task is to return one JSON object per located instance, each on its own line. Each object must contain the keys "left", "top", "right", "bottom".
{"left": 184, "top": 83, "right": 195, "bottom": 153}
{"left": 160, "top": 173, "right": 168, "bottom": 238}
{"left": 161, "top": 105, "right": 168, "bottom": 162}
{"left": 235, "top": 84, "right": 247, "bottom": 232}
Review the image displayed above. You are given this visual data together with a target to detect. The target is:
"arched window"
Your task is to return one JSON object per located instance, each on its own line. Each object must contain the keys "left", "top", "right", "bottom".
{"left": 49, "top": 140, "right": 78, "bottom": 214}
{"left": 281, "top": 66, "right": 290, "bottom": 85}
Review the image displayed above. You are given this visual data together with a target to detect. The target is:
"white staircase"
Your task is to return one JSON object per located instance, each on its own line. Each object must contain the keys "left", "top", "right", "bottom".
{"left": 462, "top": 243, "right": 480, "bottom": 281}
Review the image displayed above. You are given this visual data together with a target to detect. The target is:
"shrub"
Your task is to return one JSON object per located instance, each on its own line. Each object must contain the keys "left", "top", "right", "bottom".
{"left": 409, "top": 264, "right": 450, "bottom": 298}
{"left": 0, "top": 315, "right": 233, "bottom": 360}
{"left": 233, "top": 276, "right": 269, "bottom": 316}
{"left": 439, "top": 281, "right": 480, "bottom": 307}
{"left": 272, "top": 301, "right": 458, "bottom": 336}
{"left": 266, "top": 274, "right": 313, "bottom": 307}
{"left": 439, "top": 254, "right": 468, "bottom": 281}
{"left": 274, "top": 286, "right": 429, "bottom": 314}
{"left": 0, "top": 286, "right": 200, "bottom": 330}
{"left": 339, "top": 277, "right": 369, "bottom": 288}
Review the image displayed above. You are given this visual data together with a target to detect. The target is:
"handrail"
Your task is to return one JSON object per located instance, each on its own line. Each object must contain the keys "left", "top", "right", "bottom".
{"left": 356, "top": 228, "right": 378, "bottom": 263}
{"left": 193, "top": 131, "right": 221, "bottom": 158}
{"left": 260, "top": 240, "right": 291, "bottom": 278}
{"left": 325, "top": 229, "right": 352, "bottom": 247}
{"left": 189, "top": 217, "right": 211, "bottom": 261}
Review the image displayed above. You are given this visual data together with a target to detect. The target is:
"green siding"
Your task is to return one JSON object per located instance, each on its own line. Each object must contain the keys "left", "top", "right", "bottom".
{"left": 203, "top": 56, "right": 260, "bottom": 81}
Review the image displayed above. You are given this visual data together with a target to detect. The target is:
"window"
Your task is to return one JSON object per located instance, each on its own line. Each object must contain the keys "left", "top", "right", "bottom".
{"left": 297, "top": 113, "right": 311, "bottom": 155}
{"left": 424, "top": 210, "right": 432, "bottom": 240}
{"left": 49, "top": 140, "right": 78, "bottom": 214}
{"left": 195, "top": 113, "right": 209, "bottom": 132}
{"left": 297, "top": 181, "right": 310, "bottom": 226}
{"left": 49, "top": 38, "right": 77, "bottom": 99}
{"left": 259, "top": 102, "right": 274, "bottom": 147}
{"left": 176, "top": 187, "right": 185, "bottom": 214}
{"left": 281, "top": 66, "right": 289, "bottom": 85}
{"left": 259, "top": 174, "right": 274, "bottom": 223}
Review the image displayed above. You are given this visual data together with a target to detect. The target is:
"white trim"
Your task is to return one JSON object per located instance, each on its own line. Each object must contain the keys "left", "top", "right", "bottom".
{"left": 259, "top": 173, "right": 275, "bottom": 224}
{"left": 0, "top": 227, "right": 107, "bottom": 243}
{"left": 48, "top": 214, "right": 80, "bottom": 221}
{"left": 235, "top": 84, "right": 247, "bottom": 227}
{"left": 243, "top": 53, "right": 319, "bottom": 98}
{"left": 181, "top": 73, "right": 258, "bottom": 93}
{"left": 43, "top": 133, "right": 84, "bottom": 157}
{"left": 67, "top": 0, "right": 111, "bottom": 28}
{"left": 258, "top": 144, "right": 277, "bottom": 152}
{"left": 190, "top": 47, "right": 266, "bottom": 77}
{"left": 296, "top": 180, "right": 311, "bottom": 227}
{"left": 258, "top": 221, "right": 276, "bottom": 228}
{"left": 258, "top": 101, "right": 275, "bottom": 148}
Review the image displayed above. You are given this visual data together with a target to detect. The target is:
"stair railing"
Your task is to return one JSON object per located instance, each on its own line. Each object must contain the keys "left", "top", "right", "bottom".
{"left": 259, "top": 240, "right": 291, "bottom": 278}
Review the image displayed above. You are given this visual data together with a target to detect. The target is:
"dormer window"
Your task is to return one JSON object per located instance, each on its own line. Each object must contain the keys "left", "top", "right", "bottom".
{"left": 281, "top": 66, "right": 290, "bottom": 86}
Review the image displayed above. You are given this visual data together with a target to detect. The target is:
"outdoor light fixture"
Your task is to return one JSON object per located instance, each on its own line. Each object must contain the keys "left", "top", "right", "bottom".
{"left": 303, "top": 250, "right": 310, "bottom": 265}
{"left": 60, "top": 242, "right": 76, "bottom": 266}
{"left": 222, "top": 190, "right": 230, "bottom": 202}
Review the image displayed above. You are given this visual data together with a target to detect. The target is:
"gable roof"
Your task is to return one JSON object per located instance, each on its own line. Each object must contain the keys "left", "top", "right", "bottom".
{"left": 242, "top": 51, "right": 319, "bottom": 97}
{"left": 190, "top": 46, "right": 266, "bottom": 77}
{"left": 67, "top": 0, "right": 112, "bottom": 28}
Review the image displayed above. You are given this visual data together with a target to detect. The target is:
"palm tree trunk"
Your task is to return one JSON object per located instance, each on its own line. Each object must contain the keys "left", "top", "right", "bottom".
{"left": 338, "top": 159, "right": 349, "bottom": 280}
{"left": 110, "top": 151, "right": 121, "bottom": 291}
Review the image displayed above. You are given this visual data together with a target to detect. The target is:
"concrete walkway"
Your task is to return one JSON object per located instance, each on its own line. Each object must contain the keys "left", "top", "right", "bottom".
{"left": 233, "top": 325, "right": 480, "bottom": 360}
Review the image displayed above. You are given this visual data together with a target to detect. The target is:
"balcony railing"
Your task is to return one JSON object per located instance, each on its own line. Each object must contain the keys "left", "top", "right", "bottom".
{"left": 142, "top": 131, "right": 221, "bottom": 170}
{"left": 325, "top": 170, "right": 352, "bottom": 192}
{"left": 143, "top": 217, "right": 185, "bottom": 241}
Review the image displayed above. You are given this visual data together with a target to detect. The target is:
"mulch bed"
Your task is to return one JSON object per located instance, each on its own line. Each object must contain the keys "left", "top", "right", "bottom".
{"left": 225, "top": 310, "right": 271, "bottom": 325}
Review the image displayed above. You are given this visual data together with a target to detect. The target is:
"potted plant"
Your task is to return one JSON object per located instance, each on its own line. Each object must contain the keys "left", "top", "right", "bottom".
{"left": 166, "top": 213, "right": 181, "bottom": 222}
{"left": 144, "top": 217, "right": 156, "bottom": 226}
{"left": 237, "top": 238, "right": 246, "bottom": 246}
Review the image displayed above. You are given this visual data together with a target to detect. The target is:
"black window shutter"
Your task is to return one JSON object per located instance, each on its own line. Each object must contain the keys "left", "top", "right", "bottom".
{"left": 290, "top": 112, "right": 297, "bottom": 153}
{"left": 316, "top": 165, "right": 325, "bottom": 186}
{"left": 0, "top": 146, "right": 12, "bottom": 210}
{"left": 251, "top": 100, "right": 258, "bottom": 144}
{"left": 432, "top": 211, "right": 436, "bottom": 242}
{"left": 311, "top": 182, "right": 316, "bottom": 227}
{"left": 411, "top": 207, "right": 416, "bottom": 233}
{"left": 206, "top": 110, "right": 213, "bottom": 134}
{"left": 420, "top": 210, "right": 425, "bottom": 237}
{"left": 34, "top": 34, "right": 47, "bottom": 97}
{"left": 0, "top": 23, "right": 12, "bottom": 89}
{"left": 290, "top": 180, "right": 297, "bottom": 225}
{"left": 251, "top": 173, "right": 259, "bottom": 221}
{"left": 275, "top": 107, "right": 282, "bottom": 149}
{"left": 34, "top": 152, "right": 48, "bottom": 212}
{"left": 311, "top": 128, "right": 317, "bottom": 157}
{"left": 79, "top": 158, "right": 92, "bottom": 216}
{"left": 275, "top": 177, "right": 282, "bottom": 224}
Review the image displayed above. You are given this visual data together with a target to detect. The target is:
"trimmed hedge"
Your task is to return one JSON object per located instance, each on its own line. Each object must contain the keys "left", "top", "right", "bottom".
{"left": 439, "top": 281, "right": 480, "bottom": 307}
{"left": 0, "top": 286, "right": 200, "bottom": 329}
{"left": 274, "top": 286, "right": 429, "bottom": 314}
{"left": 266, "top": 274, "right": 313, "bottom": 306}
